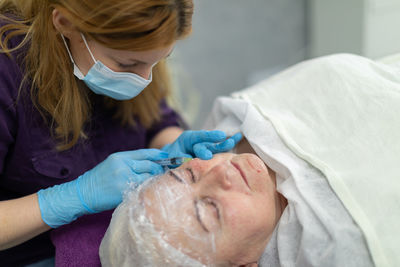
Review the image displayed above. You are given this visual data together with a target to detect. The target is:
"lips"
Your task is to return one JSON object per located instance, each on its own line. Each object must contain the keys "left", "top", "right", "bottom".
{"left": 231, "top": 161, "right": 250, "bottom": 188}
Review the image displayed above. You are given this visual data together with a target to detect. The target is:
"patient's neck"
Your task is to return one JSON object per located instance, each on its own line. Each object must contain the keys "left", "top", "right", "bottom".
{"left": 235, "top": 138, "right": 258, "bottom": 155}
{"left": 277, "top": 191, "right": 288, "bottom": 217}
{"left": 268, "top": 165, "right": 287, "bottom": 219}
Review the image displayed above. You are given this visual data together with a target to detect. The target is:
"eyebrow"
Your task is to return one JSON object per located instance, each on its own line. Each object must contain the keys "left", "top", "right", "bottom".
{"left": 194, "top": 199, "right": 209, "bottom": 233}
{"left": 168, "top": 171, "right": 185, "bottom": 183}
{"left": 186, "top": 168, "right": 195, "bottom": 183}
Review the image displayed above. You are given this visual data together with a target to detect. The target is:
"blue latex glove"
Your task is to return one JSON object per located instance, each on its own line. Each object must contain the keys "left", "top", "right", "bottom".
{"left": 37, "top": 149, "right": 167, "bottom": 228}
{"left": 162, "top": 130, "right": 242, "bottom": 160}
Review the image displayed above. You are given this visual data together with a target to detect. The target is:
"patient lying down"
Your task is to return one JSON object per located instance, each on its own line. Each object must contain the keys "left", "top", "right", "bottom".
{"left": 100, "top": 54, "right": 400, "bottom": 266}
{"left": 100, "top": 142, "right": 288, "bottom": 266}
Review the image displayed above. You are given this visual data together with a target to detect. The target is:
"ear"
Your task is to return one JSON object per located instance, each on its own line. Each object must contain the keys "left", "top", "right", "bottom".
{"left": 52, "top": 8, "right": 76, "bottom": 39}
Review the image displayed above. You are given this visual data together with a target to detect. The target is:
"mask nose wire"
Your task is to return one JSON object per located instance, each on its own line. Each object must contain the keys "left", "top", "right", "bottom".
{"left": 80, "top": 33, "right": 97, "bottom": 64}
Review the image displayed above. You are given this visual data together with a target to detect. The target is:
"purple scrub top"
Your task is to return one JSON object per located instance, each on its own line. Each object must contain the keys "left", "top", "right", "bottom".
{"left": 0, "top": 31, "right": 185, "bottom": 266}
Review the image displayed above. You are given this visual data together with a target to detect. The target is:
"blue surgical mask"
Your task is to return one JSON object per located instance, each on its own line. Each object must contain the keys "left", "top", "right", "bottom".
{"left": 61, "top": 33, "right": 152, "bottom": 100}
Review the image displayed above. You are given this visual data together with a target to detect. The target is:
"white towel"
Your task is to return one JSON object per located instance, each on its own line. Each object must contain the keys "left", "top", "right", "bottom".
{"left": 204, "top": 96, "right": 372, "bottom": 267}
{"left": 224, "top": 53, "right": 400, "bottom": 267}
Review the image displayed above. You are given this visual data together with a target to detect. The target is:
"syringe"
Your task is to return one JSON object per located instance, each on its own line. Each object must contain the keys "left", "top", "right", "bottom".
{"left": 154, "top": 157, "right": 192, "bottom": 166}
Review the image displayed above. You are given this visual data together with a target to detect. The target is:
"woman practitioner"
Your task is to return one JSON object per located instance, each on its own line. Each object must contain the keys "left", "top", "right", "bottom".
{"left": 0, "top": 1, "right": 240, "bottom": 265}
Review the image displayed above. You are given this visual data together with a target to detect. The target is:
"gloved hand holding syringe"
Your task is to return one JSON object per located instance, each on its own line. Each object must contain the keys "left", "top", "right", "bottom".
{"left": 37, "top": 130, "right": 242, "bottom": 229}
{"left": 154, "top": 157, "right": 192, "bottom": 167}
{"left": 155, "top": 130, "right": 243, "bottom": 167}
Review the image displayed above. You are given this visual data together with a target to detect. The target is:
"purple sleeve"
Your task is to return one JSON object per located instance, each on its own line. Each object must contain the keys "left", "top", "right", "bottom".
{"left": 0, "top": 53, "right": 21, "bottom": 173}
{"left": 145, "top": 99, "right": 188, "bottom": 146}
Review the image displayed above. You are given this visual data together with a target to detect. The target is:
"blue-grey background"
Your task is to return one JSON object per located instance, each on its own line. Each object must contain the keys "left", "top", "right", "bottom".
{"left": 169, "top": 0, "right": 400, "bottom": 128}
{"left": 170, "top": 0, "right": 307, "bottom": 128}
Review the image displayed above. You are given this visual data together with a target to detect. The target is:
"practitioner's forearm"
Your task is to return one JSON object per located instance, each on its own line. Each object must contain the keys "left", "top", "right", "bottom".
{"left": 149, "top": 126, "right": 184, "bottom": 149}
{"left": 0, "top": 193, "right": 50, "bottom": 250}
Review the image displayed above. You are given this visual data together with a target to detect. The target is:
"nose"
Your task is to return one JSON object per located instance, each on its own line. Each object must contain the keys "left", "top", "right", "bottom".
{"left": 206, "top": 164, "right": 232, "bottom": 190}
{"left": 135, "top": 66, "right": 152, "bottom": 80}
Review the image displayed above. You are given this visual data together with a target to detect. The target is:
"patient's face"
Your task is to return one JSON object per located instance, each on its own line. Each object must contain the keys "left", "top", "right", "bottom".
{"left": 142, "top": 153, "right": 282, "bottom": 266}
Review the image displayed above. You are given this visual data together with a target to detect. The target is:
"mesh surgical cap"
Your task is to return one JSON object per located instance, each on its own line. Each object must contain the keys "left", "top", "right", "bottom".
{"left": 99, "top": 176, "right": 215, "bottom": 267}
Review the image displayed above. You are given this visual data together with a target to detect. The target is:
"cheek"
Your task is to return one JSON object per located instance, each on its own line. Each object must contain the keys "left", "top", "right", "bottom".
{"left": 223, "top": 194, "right": 277, "bottom": 238}
{"left": 223, "top": 197, "right": 262, "bottom": 230}
{"left": 216, "top": 197, "right": 276, "bottom": 260}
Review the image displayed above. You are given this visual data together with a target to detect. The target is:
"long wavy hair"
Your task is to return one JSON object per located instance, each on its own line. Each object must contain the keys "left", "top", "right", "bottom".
{"left": 0, "top": 0, "right": 193, "bottom": 150}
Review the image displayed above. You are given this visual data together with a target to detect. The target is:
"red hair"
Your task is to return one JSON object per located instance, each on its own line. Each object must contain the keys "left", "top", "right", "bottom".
{"left": 0, "top": 0, "right": 193, "bottom": 150}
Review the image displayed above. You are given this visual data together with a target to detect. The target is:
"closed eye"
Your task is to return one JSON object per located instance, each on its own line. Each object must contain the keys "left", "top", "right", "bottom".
{"left": 205, "top": 198, "right": 220, "bottom": 220}
{"left": 194, "top": 197, "right": 221, "bottom": 233}
{"left": 117, "top": 62, "right": 139, "bottom": 68}
{"left": 194, "top": 199, "right": 209, "bottom": 232}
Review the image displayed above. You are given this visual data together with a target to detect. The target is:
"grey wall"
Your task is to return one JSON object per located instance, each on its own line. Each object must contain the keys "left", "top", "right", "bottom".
{"left": 308, "top": 0, "right": 400, "bottom": 59}
{"left": 170, "top": 0, "right": 308, "bottom": 129}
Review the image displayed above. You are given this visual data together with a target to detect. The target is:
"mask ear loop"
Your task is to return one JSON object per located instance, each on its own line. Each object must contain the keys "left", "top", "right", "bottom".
{"left": 60, "top": 34, "right": 76, "bottom": 64}
{"left": 60, "top": 34, "right": 85, "bottom": 79}
{"left": 80, "top": 33, "right": 97, "bottom": 64}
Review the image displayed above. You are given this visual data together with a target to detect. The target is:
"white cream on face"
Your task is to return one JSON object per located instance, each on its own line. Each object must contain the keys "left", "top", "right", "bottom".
{"left": 102, "top": 153, "right": 279, "bottom": 266}
{"left": 100, "top": 175, "right": 212, "bottom": 267}
{"left": 148, "top": 153, "right": 280, "bottom": 265}
{"left": 142, "top": 170, "right": 218, "bottom": 265}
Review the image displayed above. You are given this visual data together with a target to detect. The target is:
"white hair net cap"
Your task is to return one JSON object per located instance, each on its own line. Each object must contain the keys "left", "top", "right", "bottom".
{"left": 99, "top": 179, "right": 209, "bottom": 267}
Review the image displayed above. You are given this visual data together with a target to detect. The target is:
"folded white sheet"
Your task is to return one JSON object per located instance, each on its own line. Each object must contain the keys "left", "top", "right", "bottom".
{"left": 205, "top": 53, "right": 400, "bottom": 266}
{"left": 205, "top": 97, "right": 373, "bottom": 267}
